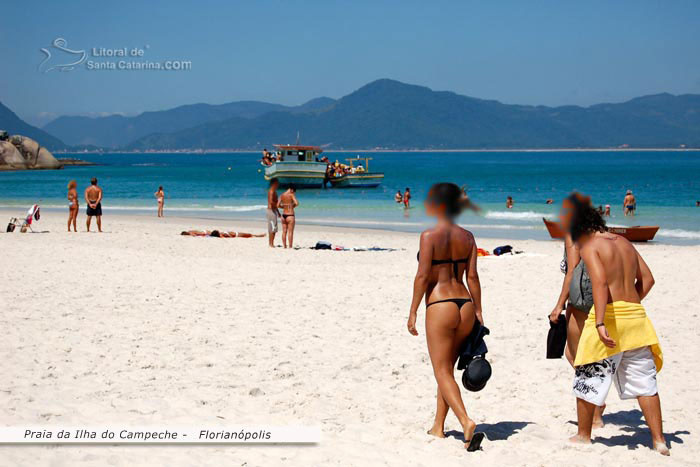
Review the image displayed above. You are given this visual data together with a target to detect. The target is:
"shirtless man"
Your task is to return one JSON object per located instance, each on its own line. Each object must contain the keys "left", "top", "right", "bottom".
{"left": 403, "top": 187, "right": 411, "bottom": 208}
{"left": 84, "top": 177, "right": 103, "bottom": 232}
{"left": 563, "top": 193, "right": 669, "bottom": 455}
{"left": 623, "top": 190, "right": 636, "bottom": 216}
{"left": 278, "top": 185, "right": 299, "bottom": 248}
{"left": 267, "top": 178, "right": 281, "bottom": 247}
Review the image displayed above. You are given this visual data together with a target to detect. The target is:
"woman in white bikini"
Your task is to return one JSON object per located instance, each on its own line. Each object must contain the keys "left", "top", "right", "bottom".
{"left": 67, "top": 180, "right": 79, "bottom": 232}
{"left": 154, "top": 186, "right": 165, "bottom": 218}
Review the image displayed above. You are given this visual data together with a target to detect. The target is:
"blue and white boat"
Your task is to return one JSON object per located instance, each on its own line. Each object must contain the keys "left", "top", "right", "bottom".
{"left": 263, "top": 144, "right": 326, "bottom": 188}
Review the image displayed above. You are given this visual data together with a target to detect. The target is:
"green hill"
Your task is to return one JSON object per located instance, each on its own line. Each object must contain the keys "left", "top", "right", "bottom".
{"left": 0, "top": 102, "right": 67, "bottom": 150}
{"left": 126, "top": 80, "right": 700, "bottom": 150}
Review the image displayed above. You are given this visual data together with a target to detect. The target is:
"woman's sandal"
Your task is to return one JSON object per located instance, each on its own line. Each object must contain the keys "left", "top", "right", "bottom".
{"left": 465, "top": 432, "right": 485, "bottom": 452}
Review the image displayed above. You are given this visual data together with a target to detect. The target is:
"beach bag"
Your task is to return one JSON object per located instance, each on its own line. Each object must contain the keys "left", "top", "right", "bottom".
{"left": 569, "top": 261, "right": 593, "bottom": 312}
{"left": 547, "top": 314, "right": 567, "bottom": 359}
{"left": 493, "top": 245, "right": 513, "bottom": 256}
{"left": 313, "top": 241, "right": 332, "bottom": 250}
{"left": 6, "top": 221, "right": 16, "bottom": 232}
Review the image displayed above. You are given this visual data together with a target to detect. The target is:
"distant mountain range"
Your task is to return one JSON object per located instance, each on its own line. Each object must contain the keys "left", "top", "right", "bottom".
{"left": 2, "top": 79, "right": 699, "bottom": 151}
{"left": 0, "top": 102, "right": 67, "bottom": 150}
{"left": 43, "top": 97, "right": 336, "bottom": 148}
{"left": 124, "top": 80, "right": 700, "bottom": 150}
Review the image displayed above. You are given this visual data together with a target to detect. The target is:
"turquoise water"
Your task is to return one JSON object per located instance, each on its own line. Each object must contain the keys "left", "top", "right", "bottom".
{"left": 1, "top": 151, "right": 699, "bottom": 244}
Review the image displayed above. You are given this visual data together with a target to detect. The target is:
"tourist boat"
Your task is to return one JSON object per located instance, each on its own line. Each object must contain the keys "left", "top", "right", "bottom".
{"left": 329, "top": 157, "right": 384, "bottom": 188}
{"left": 542, "top": 218, "right": 660, "bottom": 242}
{"left": 263, "top": 145, "right": 327, "bottom": 188}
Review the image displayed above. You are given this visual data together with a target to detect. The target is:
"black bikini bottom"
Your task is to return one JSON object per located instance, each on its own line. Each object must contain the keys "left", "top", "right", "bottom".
{"left": 426, "top": 298, "right": 472, "bottom": 309}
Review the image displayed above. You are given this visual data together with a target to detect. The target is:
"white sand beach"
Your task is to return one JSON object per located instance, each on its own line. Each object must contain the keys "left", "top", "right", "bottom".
{"left": 0, "top": 209, "right": 697, "bottom": 466}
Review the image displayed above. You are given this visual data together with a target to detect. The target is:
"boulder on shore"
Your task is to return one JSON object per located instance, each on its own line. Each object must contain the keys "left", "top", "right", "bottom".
{"left": 0, "top": 131, "right": 63, "bottom": 170}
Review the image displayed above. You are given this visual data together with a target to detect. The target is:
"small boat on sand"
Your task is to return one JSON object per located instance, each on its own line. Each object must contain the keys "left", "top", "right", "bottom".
{"left": 542, "top": 218, "right": 659, "bottom": 242}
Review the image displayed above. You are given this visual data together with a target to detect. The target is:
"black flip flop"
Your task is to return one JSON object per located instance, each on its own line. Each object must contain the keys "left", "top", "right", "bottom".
{"left": 466, "top": 432, "right": 485, "bottom": 452}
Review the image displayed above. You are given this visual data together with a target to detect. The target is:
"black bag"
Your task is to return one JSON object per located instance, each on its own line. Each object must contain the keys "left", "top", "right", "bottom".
{"left": 6, "top": 222, "right": 16, "bottom": 232}
{"left": 493, "top": 245, "right": 513, "bottom": 256}
{"left": 547, "top": 314, "right": 567, "bottom": 359}
{"left": 313, "top": 241, "right": 332, "bottom": 250}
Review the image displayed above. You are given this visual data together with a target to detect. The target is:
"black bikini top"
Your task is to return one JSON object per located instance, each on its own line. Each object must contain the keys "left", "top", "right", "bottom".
{"left": 417, "top": 252, "right": 469, "bottom": 277}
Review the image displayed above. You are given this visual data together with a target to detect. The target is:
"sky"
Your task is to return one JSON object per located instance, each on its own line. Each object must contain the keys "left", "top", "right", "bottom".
{"left": 2, "top": 0, "right": 700, "bottom": 126}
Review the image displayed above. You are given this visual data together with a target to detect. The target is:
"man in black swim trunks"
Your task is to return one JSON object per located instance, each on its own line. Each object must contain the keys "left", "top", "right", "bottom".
{"left": 85, "top": 177, "right": 103, "bottom": 232}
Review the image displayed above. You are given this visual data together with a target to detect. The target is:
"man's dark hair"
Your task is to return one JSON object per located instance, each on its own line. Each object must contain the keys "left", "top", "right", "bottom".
{"left": 567, "top": 193, "right": 607, "bottom": 241}
{"left": 289, "top": 184, "right": 296, "bottom": 192}
{"left": 91, "top": 177, "right": 97, "bottom": 185}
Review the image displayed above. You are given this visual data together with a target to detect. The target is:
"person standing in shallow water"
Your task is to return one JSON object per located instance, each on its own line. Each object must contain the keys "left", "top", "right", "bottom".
{"left": 67, "top": 180, "right": 78, "bottom": 232}
{"left": 403, "top": 187, "right": 411, "bottom": 208}
{"left": 623, "top": 190, "right": 636, "bottom": 216}
{"left": 562, "top": 193, "right": 669, "bottom": 456}
{"left": 407, "top": 183, "right": 484, "bottom": 451}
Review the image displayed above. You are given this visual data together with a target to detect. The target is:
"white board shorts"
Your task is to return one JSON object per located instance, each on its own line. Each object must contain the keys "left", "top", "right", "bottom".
{"left": 573, "top": 346, "right": 658, "bottom": 407}
{"left": 266, "top": 209, "right": 278, "bottom": 233}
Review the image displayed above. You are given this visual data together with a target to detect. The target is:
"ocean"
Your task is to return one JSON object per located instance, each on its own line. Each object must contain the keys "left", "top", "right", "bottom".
{"left": 1, "top": 151, "right": 699, "bottom": 244}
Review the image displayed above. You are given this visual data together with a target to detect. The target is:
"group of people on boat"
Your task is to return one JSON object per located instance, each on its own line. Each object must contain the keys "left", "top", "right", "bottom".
{"left": 326, "top": 159, "right": 366, "bottom": 179}
{"left": 409, "top": 183, "right": 668, "bottom": 455}
{"left": 261, "top": 148, "right": 282, "bottom": 166}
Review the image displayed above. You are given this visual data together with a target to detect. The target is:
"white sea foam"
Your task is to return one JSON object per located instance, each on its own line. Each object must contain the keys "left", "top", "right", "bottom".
{"left": 461, "top": 223, "right": 541, "bottom": 231}
{"left": 657, "top": 229, "right": 700, "bottom": 239}
{"left": 484, "top": 210, "right": 550, "bottom": 221}
{"left": 212, "top": 205, "right": 267, "bottom": 212}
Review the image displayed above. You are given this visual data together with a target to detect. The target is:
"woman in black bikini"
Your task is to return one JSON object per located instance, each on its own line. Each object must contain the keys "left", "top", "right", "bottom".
{"left": 407, "top": 182, "right": 483, "bottom": 451}
{"left": 278, "top": 186, "right": 299, "bottom": 249}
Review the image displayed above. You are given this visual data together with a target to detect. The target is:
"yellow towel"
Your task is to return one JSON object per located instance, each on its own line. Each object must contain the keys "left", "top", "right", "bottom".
{"left": 574, "top": 301, "right": 663, "bottom": 371}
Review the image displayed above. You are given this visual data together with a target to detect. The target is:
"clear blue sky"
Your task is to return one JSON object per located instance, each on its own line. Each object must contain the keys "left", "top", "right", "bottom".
{"left": 2, "top": 0, "right": 699, "bottom": 126}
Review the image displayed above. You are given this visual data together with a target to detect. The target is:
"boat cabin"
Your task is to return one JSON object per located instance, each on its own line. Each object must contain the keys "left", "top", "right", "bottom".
{"left": 273, "top": 145, "right": 323, "bottom": 162}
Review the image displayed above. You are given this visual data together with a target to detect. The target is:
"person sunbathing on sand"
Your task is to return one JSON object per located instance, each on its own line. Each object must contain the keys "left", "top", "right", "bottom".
{"left": 180, "top": 230, "right": 264, "bottom": 238}
{"left": 562, "top": 193, "right": 669, "bottom": 456}
{"left": 407, "top": 182, "right": 484, "bottom": 452}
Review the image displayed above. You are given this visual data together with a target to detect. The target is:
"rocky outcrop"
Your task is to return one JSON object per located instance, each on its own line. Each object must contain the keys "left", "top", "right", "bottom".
{"left": 0, "top": 131, "right": 63, "bottom": 170}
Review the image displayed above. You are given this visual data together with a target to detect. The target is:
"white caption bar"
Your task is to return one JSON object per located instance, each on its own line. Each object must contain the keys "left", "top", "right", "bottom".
{"left": 0, "top": 426, "right": 320, "bottom": 444}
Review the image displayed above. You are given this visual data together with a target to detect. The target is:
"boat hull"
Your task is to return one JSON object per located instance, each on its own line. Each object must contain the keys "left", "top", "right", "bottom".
{"left": 264, "top": 161, "right": 327, "bottom": 188}
{"left": 329, "top": 173, "right": 384, "bottom": 188}
{"left": 542, "top": 218, "right": 659, "bottom": 242}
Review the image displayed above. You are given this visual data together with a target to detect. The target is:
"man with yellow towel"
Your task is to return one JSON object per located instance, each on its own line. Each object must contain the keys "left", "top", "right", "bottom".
{"left": 560, "top": 193, "right": 669, "bottom": 456}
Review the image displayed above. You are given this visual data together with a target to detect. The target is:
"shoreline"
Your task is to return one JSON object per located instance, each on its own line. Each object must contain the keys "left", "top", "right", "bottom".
{"left": 3, "top": 207, "right": 699, "bottom": 246}
{"left": 53, "top": 147, "right": 700, "bottom": 155}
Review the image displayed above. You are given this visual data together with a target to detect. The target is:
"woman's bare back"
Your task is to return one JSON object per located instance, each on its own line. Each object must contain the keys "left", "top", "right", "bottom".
{"left": 422, "top": 224, "right": 474, "bottom": 303}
